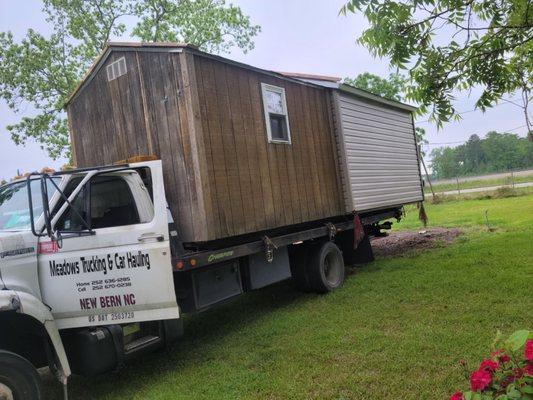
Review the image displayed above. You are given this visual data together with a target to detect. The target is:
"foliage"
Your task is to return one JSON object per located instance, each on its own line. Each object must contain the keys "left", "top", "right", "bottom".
{"left": 340, "top": 0, "right": 533, "bottom": 131}
{"left": 344, "top": 72, "right": 428, "bottom": 154}
{"left": 431, "top": 132, "right": 533, "bottom": 179}
{"left": 0, "top": 0, "right": 260, "bottom": 159}
{"left": 449, "top": 331, "right": 533, "bottom": 400}
{"left": 344, "top": 72, "right": 406, "bottom": 101}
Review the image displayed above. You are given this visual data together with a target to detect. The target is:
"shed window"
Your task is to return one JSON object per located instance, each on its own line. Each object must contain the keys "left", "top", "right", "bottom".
{"left": 106, "top": 57, "right": 127, "bottom": 81}
{"left": 261, "top": 83, "right": 291, "bottom": 144}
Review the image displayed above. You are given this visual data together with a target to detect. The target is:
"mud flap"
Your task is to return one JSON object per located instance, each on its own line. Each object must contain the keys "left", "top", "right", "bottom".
{"left": 335, "top": 230, "right": 374, "bottom": 266}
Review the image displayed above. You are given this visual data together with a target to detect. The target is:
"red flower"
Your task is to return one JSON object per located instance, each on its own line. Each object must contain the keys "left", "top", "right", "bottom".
{"left": 525, "top": 340, "right": 533, "bottom": 361}
{"left": 513, "top": 368, "right": 524, "bottom": 379}
{"left": 499, "top": 354, "right": 511, "bottom": 363}
{"left": 479, "top": 359, "right": 499, "bottom": 372}
{"left": 525, "top": 364, "right": 533, "bottom": 376}
{"left": 490, "top": 349, "right": 510, "bottom": 364}
{"left": 449, "top": 391, "right": 464, "bottom": 400}
{"left": 470, "top": 369, "right": 492, "bottom": 391}
{"left": 490, "top": 349, "right": 504, "bottom": 357}
{"left": 501, "top": 374, "right": 516, "bottom": 389}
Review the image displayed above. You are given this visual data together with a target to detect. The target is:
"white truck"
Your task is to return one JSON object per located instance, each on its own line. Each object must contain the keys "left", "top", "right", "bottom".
{"left": 0, "top": 159, "right": 396, "bottom": 400}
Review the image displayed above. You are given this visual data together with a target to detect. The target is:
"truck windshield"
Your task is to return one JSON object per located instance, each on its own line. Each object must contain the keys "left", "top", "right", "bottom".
{"left": 0, "top": 178, "right": 60, "bottom": 231}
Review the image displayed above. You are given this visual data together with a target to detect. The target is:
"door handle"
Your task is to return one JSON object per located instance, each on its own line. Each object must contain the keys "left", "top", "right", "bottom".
{"left": 138, "top": 233, "right": 165, "bottom": 242}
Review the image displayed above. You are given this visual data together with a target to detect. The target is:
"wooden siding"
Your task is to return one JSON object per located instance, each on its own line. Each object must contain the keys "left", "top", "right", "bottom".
{"left": 334, "top": 91, "right": 424, "bottom": 212}
{"left": 192, "top": 55, "right": 344, "bottom": 238}
{"left": 67, "top": 48, "right": 344, "bottom": 243}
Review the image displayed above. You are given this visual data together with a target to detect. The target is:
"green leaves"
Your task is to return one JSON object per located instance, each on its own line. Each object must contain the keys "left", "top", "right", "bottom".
{"left": 130, "top": 0, "right": 260, "bottom": 54}
{"left": 0, "top": 0, "right": 260, "bottom": 159}
{"left": 344, "top": 72, "right": 407, "bottom": 101}
{"left": 505, "top": 330, "right": 530, "bottom": 352}
{"left": 430, "top": 132, "right": 533, "bottom": 179}
{"left": 342, "top": 0, "right": 533, "bottom": 130}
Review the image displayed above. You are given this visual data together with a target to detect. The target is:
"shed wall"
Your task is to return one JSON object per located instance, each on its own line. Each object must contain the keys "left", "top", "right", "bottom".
{"left": 192, "top": 54, "right": 344, "bottom": 239}
{"left": 334, "top": 91, "right": 424, "bottom": 212}
{"left": 68, "top": 50, "right": 205, "bottom": 242}
{"left": 67, "top": 48, "right": 345, "bottom": 243}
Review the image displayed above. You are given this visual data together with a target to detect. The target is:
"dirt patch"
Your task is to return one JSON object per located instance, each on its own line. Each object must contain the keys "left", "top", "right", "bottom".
{"left": 370, "top": 227, "right": 462, "bottom": 258}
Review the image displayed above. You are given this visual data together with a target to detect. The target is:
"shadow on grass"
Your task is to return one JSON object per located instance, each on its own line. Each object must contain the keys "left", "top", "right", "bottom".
{"left": 44, "top": 270, "right": 374, "bottom": 399}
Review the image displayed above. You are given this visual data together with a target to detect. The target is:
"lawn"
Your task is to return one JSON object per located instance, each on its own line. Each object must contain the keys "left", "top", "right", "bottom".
{"left": 45, "top": 193, "right": 533, "bottom": 400}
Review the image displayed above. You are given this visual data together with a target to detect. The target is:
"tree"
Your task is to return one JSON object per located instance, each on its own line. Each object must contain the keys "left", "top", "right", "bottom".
{"left": 455, "top": 134, "right": 486, "bottom": 174}
{"left": 0, "top": 0, "right": 260, "bottom": 159}
{"left": 430, "top": 147, "right": 459, "bottom": 179}
{"left": 481, "top": 131, "right": 529, "bottom": 171}
{"left": 344, "top": 72, "right": 406, "bottom": 101}
{"left": 430, "top": 131, "right": 533, "bottom": 178}
{"left": 341, "top": 0, "right": 533, "bottom": 133}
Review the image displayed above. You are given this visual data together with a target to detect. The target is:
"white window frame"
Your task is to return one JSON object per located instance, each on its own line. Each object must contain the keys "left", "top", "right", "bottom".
{"left": 261, "top": 83, "right": 292, "bottom": 144}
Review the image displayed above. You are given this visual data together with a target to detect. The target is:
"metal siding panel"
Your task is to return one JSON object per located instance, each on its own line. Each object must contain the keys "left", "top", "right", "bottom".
{"left": 339, "top": 108, "right": 414, "bottom": 129}
{"left": 339, "top": 97, "right": 412, "bottom": 120}
{"left": 337, "top": 92, "right": 424, "bottom": 211}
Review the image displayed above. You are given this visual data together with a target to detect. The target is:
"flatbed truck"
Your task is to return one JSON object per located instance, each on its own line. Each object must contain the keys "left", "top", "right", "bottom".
{"left": 0, "top": 159, "right": 400, "bottom": 400}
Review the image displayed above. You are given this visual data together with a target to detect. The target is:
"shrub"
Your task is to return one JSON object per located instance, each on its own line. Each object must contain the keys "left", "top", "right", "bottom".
{"left": 450, "top": 330, "right": 533, "bottom": 400}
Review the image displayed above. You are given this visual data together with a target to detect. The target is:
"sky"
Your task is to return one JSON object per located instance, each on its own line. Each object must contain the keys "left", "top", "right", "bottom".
{"left": 0, "top": 0, "right": 530, "bottom": 181}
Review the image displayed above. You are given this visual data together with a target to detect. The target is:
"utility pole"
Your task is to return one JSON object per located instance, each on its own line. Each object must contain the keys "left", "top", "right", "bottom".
{"left": 419, "top": 147, "right": 437, "bottom": 201}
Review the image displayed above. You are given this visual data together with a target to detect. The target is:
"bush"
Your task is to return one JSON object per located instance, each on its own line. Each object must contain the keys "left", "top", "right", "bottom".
{"left": 450, "top": 330, "right": 533, "bottom": 399}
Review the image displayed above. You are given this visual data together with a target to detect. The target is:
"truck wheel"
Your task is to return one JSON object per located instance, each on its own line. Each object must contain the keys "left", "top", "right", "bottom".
{"left": 308, "top": 241, "right": 345, "bottom": 293}
{"left": 0, "top": 350, "right": 42, "bottom": 400}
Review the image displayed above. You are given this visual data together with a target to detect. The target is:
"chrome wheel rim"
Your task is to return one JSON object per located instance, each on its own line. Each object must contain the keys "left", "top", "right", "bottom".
{"left": 323, "top": 251, "right": 342, "bottom": 286}
{"left": 0, "top": 382, "right": 14, "bottom": 400}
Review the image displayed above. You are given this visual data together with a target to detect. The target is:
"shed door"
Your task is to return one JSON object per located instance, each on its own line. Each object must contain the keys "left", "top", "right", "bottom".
{"left": 335, "top": 91, "right": 424, "bottom": 212}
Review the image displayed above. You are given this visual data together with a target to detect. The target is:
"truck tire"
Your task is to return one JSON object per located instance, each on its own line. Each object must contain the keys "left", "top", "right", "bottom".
{"left": 0, "top": 350, "right": 42, "bottom": 400}
{"left": 307, "top": 241, "right": 345, "bottom": 293}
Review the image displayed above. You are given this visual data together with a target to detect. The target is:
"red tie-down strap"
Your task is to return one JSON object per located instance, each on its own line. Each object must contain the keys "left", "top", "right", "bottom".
{"left": 418, "top": 201, "right": 428, "bottom": 227}
{"left": 353, "top": 213, "right": 365, "bottom": 249}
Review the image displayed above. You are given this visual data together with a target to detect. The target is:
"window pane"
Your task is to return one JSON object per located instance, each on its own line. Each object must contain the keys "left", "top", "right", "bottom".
{"left": 0, "top": 178, "right": 60, "bottom": 231}
{"left": 269, "top": 114, "right": 288, "bottom": 141}
{"left": 266, "top": 90, "right": 284, "bottom": 114}
{"left": 56, "top": 176, "right": 140, "bottom": 231}
{"left": 90, "top": 177, "right": 140, "bottom": 229}
{"left": 56, "top": 185, "right": 87, "bottom": 231}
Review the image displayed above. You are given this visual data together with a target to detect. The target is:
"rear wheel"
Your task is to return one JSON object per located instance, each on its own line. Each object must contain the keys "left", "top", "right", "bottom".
{"left": 0, "top": 350, "right": 42, "bottom": 400}
{"left": 307, "top": 241, "right": 345, "bottom": 293}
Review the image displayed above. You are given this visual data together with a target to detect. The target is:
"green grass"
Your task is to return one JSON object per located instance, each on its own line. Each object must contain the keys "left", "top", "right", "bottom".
{"left": 427, "top": 173, "right": 533, "bottom": 193}
{"left": 45, "top": 194, "right": 533, "bottom": 400}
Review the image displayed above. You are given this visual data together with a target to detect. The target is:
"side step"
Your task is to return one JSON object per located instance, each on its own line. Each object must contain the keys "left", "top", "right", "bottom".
{"left": 124, "top": 334, "right": 162, "bottom": 354}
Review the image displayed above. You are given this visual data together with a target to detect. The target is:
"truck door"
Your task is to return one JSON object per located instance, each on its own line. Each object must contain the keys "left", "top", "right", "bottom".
{"left": 37, "top": 161, "right": 179, "bottom": 329}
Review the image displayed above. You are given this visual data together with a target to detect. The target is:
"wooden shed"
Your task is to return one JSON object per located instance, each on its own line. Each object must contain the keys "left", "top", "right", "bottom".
{"left": 66, "top": 43, "right": 346, "bottom": 244}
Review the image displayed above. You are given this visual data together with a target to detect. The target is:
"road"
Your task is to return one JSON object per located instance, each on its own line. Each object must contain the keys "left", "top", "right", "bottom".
{"left": 435, "top": 182, "right": 533, "bottom": 196}
{"left": 430, "top": 169, "right": 533, "bottom": 186}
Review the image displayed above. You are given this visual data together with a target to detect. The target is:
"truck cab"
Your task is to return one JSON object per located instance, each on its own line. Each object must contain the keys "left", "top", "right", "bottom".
{"left": 0, "top": 160, "right": 182, "bottom": 400}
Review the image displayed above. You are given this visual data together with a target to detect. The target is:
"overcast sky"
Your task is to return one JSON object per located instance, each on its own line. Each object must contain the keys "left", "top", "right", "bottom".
{"left": 0, "top": 0, "right": 529, "bottom": 181}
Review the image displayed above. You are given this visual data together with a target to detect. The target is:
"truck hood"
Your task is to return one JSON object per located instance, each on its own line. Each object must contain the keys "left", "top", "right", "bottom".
{"left": 0, "top": 230, "right": 39, "bottom": 295}
{"left": 0, "top": 230, "right": 37, "bottom": 259}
